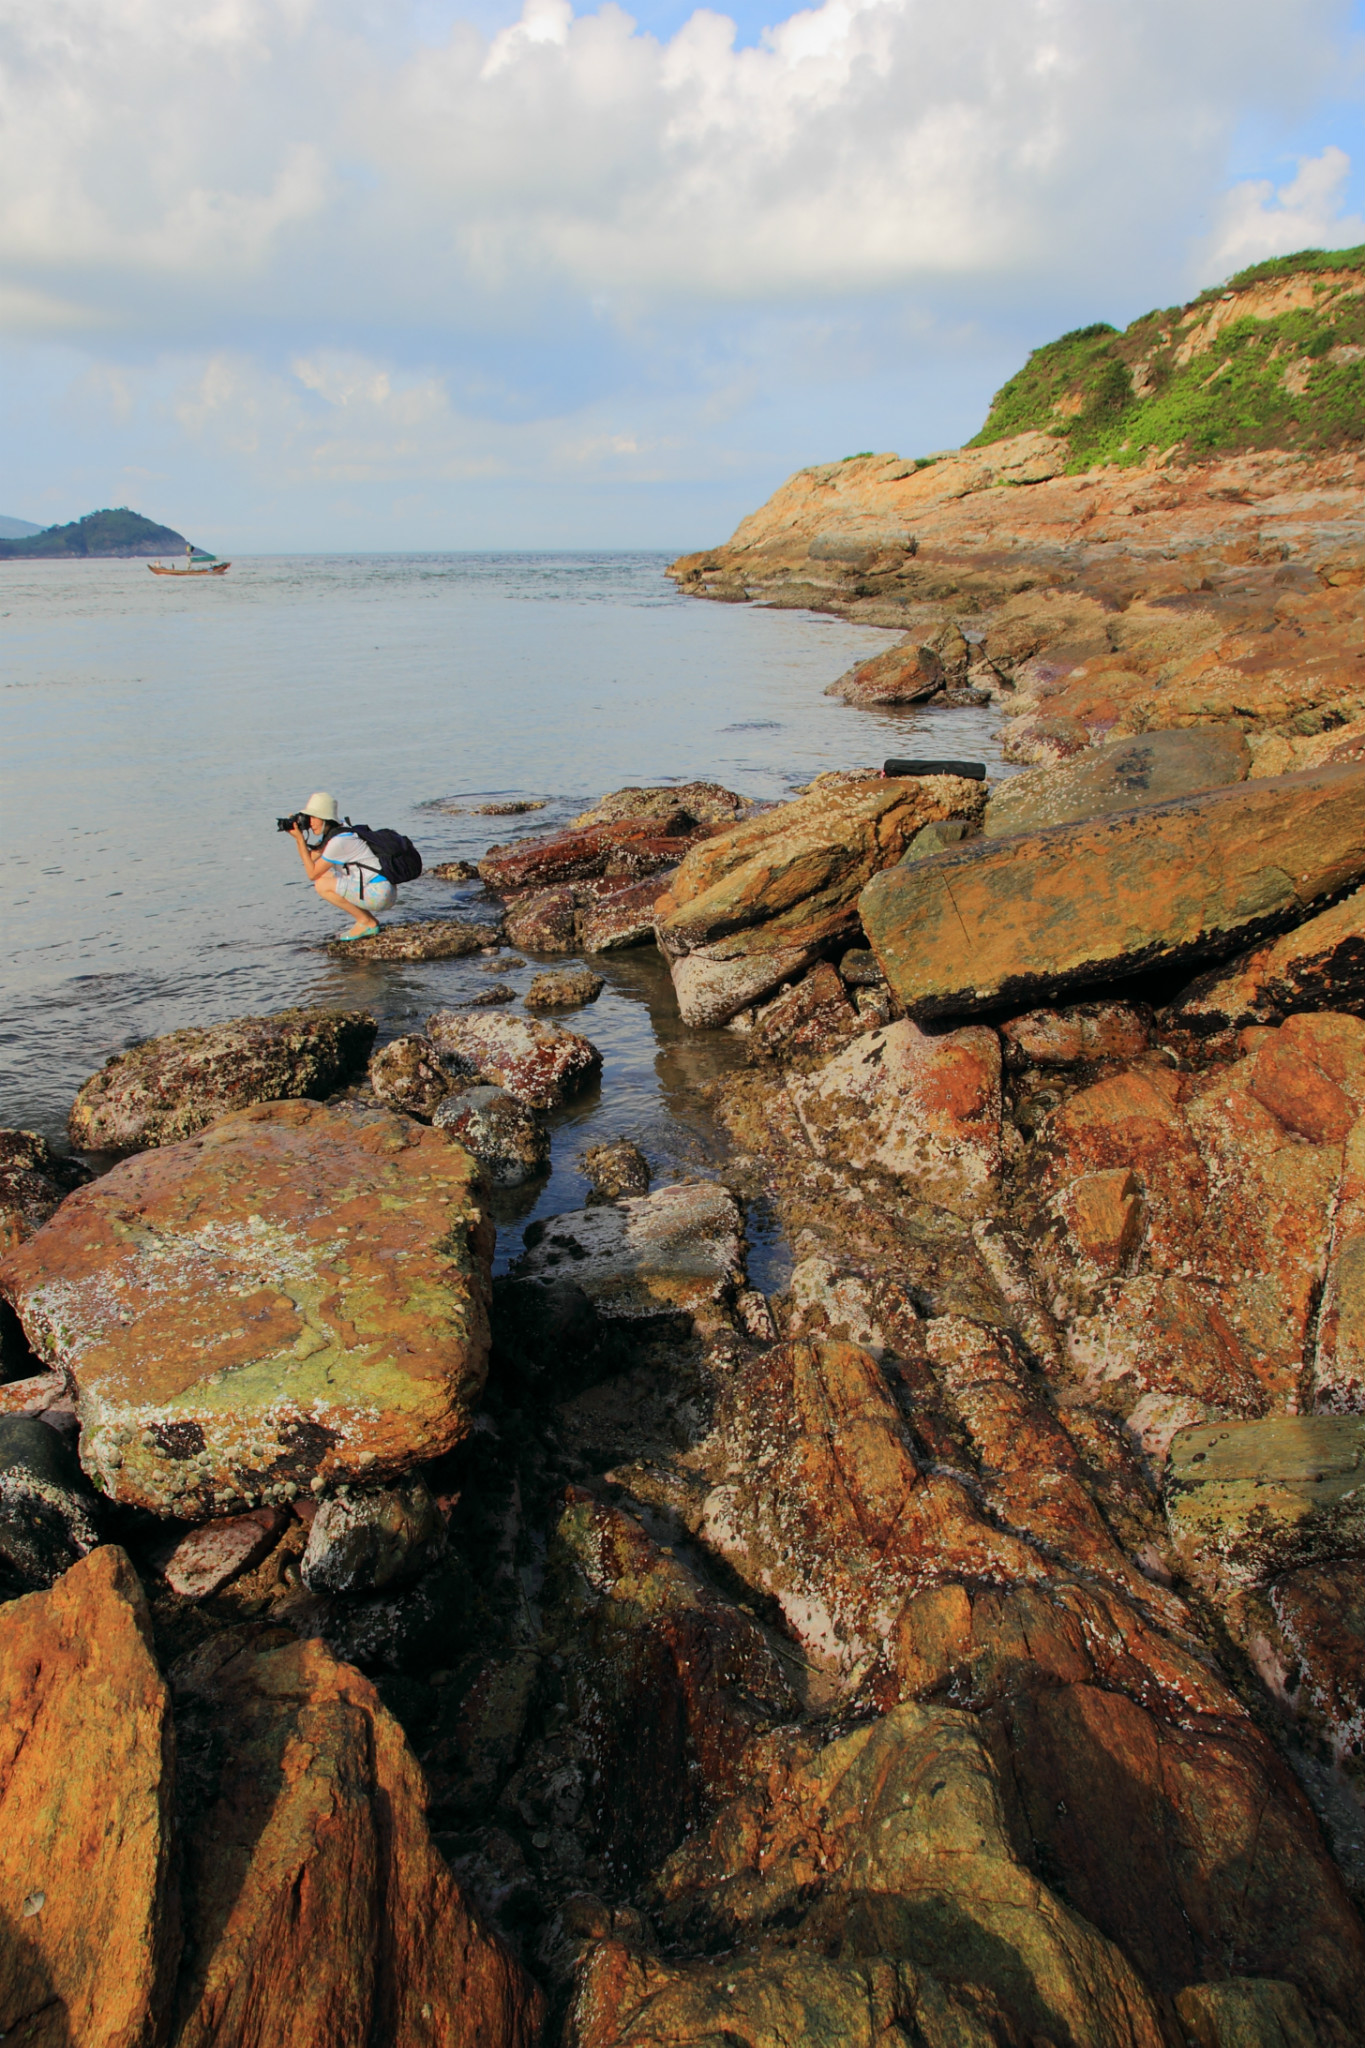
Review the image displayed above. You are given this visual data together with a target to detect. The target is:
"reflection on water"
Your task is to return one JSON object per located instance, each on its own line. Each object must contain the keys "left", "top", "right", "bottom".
{"left": 2, "top": 552, "right": 1011, "bottom": 1272}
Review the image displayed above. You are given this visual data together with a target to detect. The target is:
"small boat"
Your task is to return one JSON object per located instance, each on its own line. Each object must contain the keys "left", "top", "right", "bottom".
{"left": 149, "top": 545, "right": 230, "bottom": 577}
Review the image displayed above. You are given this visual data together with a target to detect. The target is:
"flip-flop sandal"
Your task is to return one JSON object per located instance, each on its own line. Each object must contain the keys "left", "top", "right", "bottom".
{"left": 337, "top": 929, "right": 378, "bottom": 942}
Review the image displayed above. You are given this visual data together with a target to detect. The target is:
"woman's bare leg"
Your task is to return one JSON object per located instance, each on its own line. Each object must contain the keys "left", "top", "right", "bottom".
{"left": 314, "top": 873, "right": 379, "bottom": 935}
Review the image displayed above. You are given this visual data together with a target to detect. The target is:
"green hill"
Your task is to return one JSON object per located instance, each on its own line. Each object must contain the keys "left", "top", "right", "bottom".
{"left": 0, "top": 508, "right": 191, "bottom": 559}
{"left": 968, "top": 244, "right": 1365, "bottom": 470}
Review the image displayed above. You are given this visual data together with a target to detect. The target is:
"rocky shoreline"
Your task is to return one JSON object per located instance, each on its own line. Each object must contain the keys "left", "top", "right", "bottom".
{"left": 6, "top": 514, "right": 1365, "bottom": 2042}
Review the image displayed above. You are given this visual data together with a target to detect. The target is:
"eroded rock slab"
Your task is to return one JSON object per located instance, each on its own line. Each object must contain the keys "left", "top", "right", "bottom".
{"left": 656, "top": 773, "right": 985, "bottom": 1026}
{"left": 0, "top": 1101, "right": 493, "bottom": 1516}
{"left": 68, "top": 1007, "right": 378, "bottom": 1153}
{"left": 1169, "top": 884, "right": 1365, "bottom": 1032}
{"left": 170, "top": 1629, "right": 544, "bottom": 2048}
{"left": 862, "top": 764, "right": 1365, "bottom": 1021}
{"left": 514, "top": 1180, "right": 743, "bottom": 1320}
{"left": 0, "top": 1548, "right": 177, "bottom": 2048}
{"left": 982, "top": 725, "right": 1251, "bottom": 839}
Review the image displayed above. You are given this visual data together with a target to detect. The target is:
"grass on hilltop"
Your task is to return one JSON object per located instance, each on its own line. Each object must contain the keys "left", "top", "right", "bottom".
{"left": 967, "top": 245, "right": 1365, "bottom": 469}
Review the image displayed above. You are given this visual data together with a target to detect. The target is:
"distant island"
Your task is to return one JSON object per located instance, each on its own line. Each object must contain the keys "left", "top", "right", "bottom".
{"left": 0, "top": 507, "right": 193, "bottom": 560}
{"left": 0, "top": 515, "right": 44, "bottom": 540}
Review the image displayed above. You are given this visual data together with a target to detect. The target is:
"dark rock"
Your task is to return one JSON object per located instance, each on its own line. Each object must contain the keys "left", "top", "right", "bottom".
{"left": 504, "top": 886, "right": 579, "bottom": 953}
{"left": 581, "top": 1141, "right": 651, "bottom": 1199}
{"left": 301, "top": 1474, "right": 447, "bottom": 1595}
{"left": 0, "top": 1414, "right": 101, "bottom": 1591}
{"left": 430, "top": 858, "right": 481, "bottom": 881}
{"left": 746, "top": 963, "right": 860, "bottom": 1063}
{"left": 434, "top": 1086, "right": 550, "bottom": 1188}
{"left": 468, "top": 982, "right": 519, "bottom": 1007}
{"left": 0, "top": 1131, "right": 90, "bottom": 1250}
{"left": 68, "top": 1006, "right": 377, "bottom": 1152}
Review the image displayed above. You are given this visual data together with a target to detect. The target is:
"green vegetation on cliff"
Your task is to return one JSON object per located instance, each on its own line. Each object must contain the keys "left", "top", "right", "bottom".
{"left": 0, "top": 507, "right": 190, "bottom": 559}
{"left": 969, "top": 244, "right": 1365, "bottom": 469}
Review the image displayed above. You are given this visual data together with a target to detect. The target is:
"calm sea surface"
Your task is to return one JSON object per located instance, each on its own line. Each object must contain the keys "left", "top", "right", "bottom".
{"left": 1, "top": 552, "right": 1008, "bottom": 1277}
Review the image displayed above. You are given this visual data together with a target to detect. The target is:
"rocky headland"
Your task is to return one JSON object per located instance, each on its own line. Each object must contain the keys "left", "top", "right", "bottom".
{"left": 6, "top": 247, "right": 1365, "bottom": 2046}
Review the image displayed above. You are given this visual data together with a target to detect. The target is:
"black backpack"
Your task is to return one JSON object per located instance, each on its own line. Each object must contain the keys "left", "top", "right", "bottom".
{"left": 351, "top": 824, "right": 423, "bottom": 885}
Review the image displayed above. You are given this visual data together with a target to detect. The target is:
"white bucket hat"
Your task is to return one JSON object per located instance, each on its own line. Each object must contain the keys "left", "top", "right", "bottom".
{"left": 302, "top": 791, "right": 340, "bottom": 822}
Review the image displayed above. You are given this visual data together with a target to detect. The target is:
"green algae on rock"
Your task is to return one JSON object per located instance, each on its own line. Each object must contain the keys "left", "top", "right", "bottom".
{"left": 0, "top": 1100, "right": 493, "bottom": 1515}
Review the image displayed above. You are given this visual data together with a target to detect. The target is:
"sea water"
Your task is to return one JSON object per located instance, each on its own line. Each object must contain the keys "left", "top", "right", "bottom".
{"left": 1, "top": 552, "right": 1009, "bottom": 1278}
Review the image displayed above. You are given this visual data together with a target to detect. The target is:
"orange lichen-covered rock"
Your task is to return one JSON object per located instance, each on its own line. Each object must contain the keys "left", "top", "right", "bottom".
{"left": 655, "top": 774, "right": 985, "bottom": 1026}
{"left": 170, "top": 1631, "right": 544, "bottom": 2048}
{"left": 0, "top": 1546, "right": 178, "bottom": 2048}
{"left": 862, "top": 764, "right": 1365, "bottom": 1022}
{"left": 789, "top": 1017, "right": 1001, "bottom": 1216}
{"left": 0, "top": 1101, "right": 493, "bottom": 1516}
{"left": 1169, "top": 882, "right": 1365, "bottom": 1031}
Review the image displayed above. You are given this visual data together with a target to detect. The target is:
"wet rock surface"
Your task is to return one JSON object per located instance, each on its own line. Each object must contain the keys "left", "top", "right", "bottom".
{"left": 0, "top": 1413, "right": 101, "bottom": 1592}
{"left": 524, "top": 968, "right": 605, "bottom": 1011}
{"left": 324, "top": 918, "right": 500, "bottom": 962}
{"left": 0, "top": 1100, "right": 493, "bottom": 1515}
{"left": 369, "top": 1032, "right": 458, "bottom": 1118}
{"left": 428, "top": 1008, "right": 602, "bottom": 1110}
{"left": 67, "top": 1006, "right": 378, "bottom": 1152}
{"left": 434, "top": 1084, "right": 551, "bottom": 1188}
{"left": 581, "top": 1140, "right": 651, "bottom": 1199}
{"left": 514, "top": 1180, "right": 744, "bottom": 1323}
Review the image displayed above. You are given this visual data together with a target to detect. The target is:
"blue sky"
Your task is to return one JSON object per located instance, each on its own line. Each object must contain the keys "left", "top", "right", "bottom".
{"left": 2, "top": 0, "right": 1363, "bottom": 552}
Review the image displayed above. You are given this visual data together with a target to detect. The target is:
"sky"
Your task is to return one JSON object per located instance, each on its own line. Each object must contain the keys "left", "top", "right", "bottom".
{"left": 2, "top": 0, "right": 1364, "bottom": 551}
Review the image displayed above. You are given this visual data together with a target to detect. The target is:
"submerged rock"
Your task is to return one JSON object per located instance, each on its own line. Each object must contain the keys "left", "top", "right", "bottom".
{"left": 301, "top": 1473, "right": 447, "bottom": 1595}
{"left": 67, "top": 1006, "right": 377, "bottom": 1153}
{"left": 655, "top": 773, "right": 985, "bottom": 1026}
{"left": 324, "top": 918, "right": 498, "bottom": 962}
{"left": 581, "top": 1140, "right": 652, "bottom": 1199}
{"left": 0, "top": 1100, "right": 493, "bottom": 1516}
{"left": 433, "top": 1085, "right": 550, "bottom": 1187}
{"left": 569, "top": 781, "right": 752, "bottom": 830}
{"left": 427, "top": 1007, "right": 601, "bottom": 1110}
{"left": 0, "top": 1130, "right": 89, "bottom": 1249}
{"left": 862, "top": 763, "right": 1365, "bottom": 1021}
{"left": 515, "top": 1180, "right": 744, "bottom": 1321}
{"left": 524, "top": 966, "right": 605, "bottom": 1010}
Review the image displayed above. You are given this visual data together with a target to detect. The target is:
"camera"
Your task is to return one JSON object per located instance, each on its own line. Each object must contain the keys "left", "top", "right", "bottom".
{"left": 276, "top": 812, "right": 309, "bottom": 833}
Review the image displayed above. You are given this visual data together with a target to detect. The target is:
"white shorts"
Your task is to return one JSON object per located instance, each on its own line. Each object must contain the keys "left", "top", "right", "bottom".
{"left": 331, "top": 865, "right": 396, "bottom": 913}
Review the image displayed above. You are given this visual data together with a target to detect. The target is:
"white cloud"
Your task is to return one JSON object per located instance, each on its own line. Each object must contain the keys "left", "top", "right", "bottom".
{"left": 1205, "top": 145, "right": 1365, "bottom": 278}
{"left": 0, "top": 0, "right": 1355, "bottom": 341}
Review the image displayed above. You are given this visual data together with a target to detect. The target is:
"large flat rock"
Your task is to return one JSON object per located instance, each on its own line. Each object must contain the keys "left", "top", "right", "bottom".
{"left": 861, "top": 763, "right": 1365, "bottom": 1021}
{"left": 655, "top": 774, "right": 984, "bottom": 1026}
{"left": 1165, "top": 1415, "right": 1365, "bottom": 1590}
{"left": 68, "top": 1006, "right": 377, "bottom": 1152}
{"left": 0, "top": 1100, "right": 493, "bottom": 1515}
{"left": 982, "top": 726, "right": 1250, "bottom": 838}
{"left": 513, "top": 1180, "right": 744, "bottom": 1320}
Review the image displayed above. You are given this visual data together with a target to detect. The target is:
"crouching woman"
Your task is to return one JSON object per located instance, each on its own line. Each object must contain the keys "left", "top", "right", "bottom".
{"left": 289, "top": 791, "right": 394, "bottom": 940}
